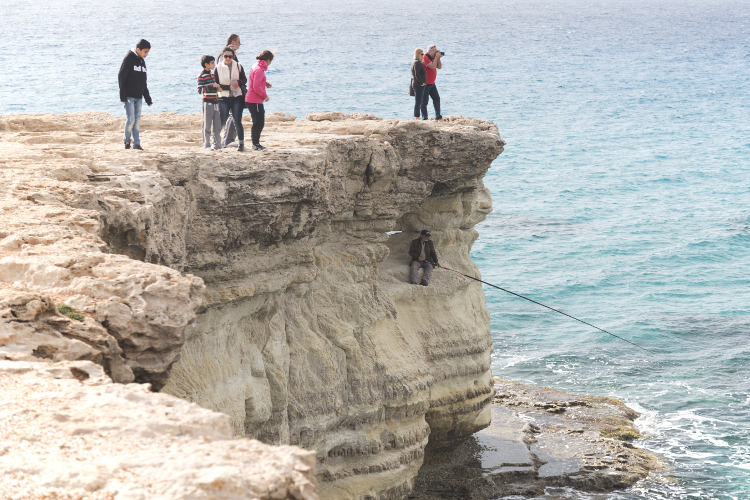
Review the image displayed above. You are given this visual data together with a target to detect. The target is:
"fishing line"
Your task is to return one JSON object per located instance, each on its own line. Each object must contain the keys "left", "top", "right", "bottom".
{"left": 438, "top": 265, "right": 653, "bottom": 354}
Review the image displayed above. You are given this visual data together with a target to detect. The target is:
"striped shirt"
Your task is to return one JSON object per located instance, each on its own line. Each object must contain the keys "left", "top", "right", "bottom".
{"left": 197, "top": 69, "right": 218, "bottom": 102}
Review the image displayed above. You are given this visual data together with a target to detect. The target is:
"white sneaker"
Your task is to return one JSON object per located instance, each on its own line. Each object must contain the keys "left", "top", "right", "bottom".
{"left": 204, "top": 146, "right": 212, "bottom": 150}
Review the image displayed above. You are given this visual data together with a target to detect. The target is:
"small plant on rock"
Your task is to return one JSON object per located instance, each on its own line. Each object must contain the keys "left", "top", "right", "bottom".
{"left": 57, "top": 304, "right": 85, "bottom": 322}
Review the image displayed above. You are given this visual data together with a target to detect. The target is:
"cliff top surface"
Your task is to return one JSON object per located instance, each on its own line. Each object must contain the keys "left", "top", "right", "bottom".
{"left": 0, "top": 110, "right": 499, "bottom": 152}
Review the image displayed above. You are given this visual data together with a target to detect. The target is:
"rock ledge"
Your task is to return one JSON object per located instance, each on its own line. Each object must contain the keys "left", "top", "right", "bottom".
{"left": 412, "top": 380, "right": 664, "bottom": 498}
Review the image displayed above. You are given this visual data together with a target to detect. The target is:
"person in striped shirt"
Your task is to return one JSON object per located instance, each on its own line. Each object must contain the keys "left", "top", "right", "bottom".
{"left": 197, "top": 55, "right": 223, "bottom": 151}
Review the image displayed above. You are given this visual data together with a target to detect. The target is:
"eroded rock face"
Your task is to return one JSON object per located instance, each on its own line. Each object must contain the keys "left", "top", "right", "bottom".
{"left": 0, "top": 112, "right": 504, "bottom": 498}
{"left": 0, "top": 360, "right": 316, "bottom": 500}
{"left": 152, "top": 114, "right": 504, "bottom": 498}
{"left": 0, "top": 116, "right": 205, "bottom": 388}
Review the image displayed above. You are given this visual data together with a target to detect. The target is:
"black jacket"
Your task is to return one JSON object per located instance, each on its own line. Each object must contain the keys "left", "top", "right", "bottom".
{"left": 411, "top": 59, "right": 426, "bottom": 87}
{"left": 409, "top": 238, "right": 439, "bottom": 266}
{"left": 118, "top": 51, "right": 152, "bottom": 105}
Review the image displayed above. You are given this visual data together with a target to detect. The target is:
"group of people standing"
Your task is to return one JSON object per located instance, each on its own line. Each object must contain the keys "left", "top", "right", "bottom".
{"left": 197, "top": 34, "right": 273, "bottom": 152}
{"left": 118, "top": 38, "right": 446, "bottom": 153}
{"left": 117, "top": 35, "right": 273, "bottom": 152}
{"left": 410, "top": 45, "right": 443, "bottom": 121}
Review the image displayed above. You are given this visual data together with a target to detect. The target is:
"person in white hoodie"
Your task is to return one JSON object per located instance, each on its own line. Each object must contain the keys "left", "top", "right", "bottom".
{"left": 216, "top": 46, "right": 246, "bottom": 151}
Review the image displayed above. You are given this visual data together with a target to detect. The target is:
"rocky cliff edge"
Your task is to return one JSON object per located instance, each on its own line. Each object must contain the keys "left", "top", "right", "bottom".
{"left": 0, "top": 112, "right": 503, "bottom": 498}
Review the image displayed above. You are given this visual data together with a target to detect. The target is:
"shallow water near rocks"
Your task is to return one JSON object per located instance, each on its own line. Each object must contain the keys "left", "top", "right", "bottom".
{"left": 2, "top": 0, "right": 748, "bottom": 498}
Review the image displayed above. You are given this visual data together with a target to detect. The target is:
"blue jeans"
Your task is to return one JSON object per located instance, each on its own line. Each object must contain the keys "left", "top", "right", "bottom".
{"left": 123, "top": 97, "right": 143, "bottom": 145}
{"left": 421, "top": 84, "right": 441, "bottom": 120}
{"left": 219, "top": 97, "right": 245, "bottom": 144}
{"left": 413, "top": 85, "right": 427, "bottom": 119}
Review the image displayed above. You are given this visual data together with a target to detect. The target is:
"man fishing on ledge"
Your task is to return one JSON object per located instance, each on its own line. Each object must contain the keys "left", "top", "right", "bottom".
{"left": 409, "top": 230, "right": 439, "bottom": 286}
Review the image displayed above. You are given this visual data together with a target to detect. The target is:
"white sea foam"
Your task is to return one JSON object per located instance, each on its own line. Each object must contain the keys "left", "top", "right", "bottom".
{"left": 499, "top": 354, "right": 533, "bottom": 368}
{"left": 628, "top": 400, "right": 746, "bottom": 473}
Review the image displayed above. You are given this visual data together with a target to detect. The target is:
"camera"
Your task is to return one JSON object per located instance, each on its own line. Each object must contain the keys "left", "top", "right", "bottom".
{"left": 439, "top": 51, "right": 445, "bottom": 56}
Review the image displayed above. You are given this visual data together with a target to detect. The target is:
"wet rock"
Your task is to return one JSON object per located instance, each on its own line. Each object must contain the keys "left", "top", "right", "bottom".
{"left": 411, "top": 381, "right": 664, "bottom": 498}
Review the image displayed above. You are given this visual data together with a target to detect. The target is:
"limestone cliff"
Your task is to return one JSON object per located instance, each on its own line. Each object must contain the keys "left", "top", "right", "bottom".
{"left": 0, "top": 112, "right": 503, "bottom": 498}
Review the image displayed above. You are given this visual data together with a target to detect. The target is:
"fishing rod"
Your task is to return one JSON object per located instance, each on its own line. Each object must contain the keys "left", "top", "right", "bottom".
{"left": 438, "top": 265, "right": 654, "bottom": 354}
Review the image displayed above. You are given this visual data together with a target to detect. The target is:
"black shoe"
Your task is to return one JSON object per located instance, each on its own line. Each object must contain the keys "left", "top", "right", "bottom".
{"left": 435, "top": 116, "right": 443, "bottom": 121}
{"left": 253, "top": 144, "right": 266, "bottom": 151}
{"left": 420, "top": 281, "right": 429, "bottom": 286}
{"left": 237, "top": 143, "right": 245, "bottom": 152}
{"left": 133, "top": 145, "right": 143, "bottom": 150}
{"left": 124, "top": 142, "right": 131, "bottom": 149}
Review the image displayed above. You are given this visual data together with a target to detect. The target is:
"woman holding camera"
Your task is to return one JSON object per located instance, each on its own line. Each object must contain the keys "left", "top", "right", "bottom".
{"left": 411, "top": 48, "right": 427, "bottom": 120}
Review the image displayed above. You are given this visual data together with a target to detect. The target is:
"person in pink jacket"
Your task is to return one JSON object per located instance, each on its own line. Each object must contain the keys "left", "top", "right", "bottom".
{"left": 244, "top": 50, "right": 273, "bottom": 151}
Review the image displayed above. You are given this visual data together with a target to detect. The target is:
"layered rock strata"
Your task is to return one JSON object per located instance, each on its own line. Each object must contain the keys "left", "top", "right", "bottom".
{"left": 0, "top": 112, "right": 504, "bottom": 498}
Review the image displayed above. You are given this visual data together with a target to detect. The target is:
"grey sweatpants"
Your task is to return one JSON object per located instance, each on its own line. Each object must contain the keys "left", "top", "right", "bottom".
{"left": 202, "top": 101, "right": 221, "bottom": 148}
{"left": 410, "top": 260, "right": 434, "bottom": 285}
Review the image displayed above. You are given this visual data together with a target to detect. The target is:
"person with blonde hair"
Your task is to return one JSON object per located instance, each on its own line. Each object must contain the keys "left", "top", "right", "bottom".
{"left": 410, "top": 48, "right": 427, "bottom": 119}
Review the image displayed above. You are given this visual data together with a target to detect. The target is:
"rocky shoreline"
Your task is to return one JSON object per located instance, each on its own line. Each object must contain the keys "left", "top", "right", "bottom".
{"left": 412, "top": 380, "right": 664, "bottom": 498}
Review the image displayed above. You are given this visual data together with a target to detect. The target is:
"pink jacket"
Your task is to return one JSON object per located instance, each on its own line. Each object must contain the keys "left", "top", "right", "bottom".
{"left": 244, "top": 60, "right": 268, "bottom": 104}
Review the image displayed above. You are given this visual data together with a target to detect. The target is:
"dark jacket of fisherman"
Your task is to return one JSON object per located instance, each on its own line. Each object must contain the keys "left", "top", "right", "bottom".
{"left": 408, "top": 238, "right": 439, "bottom": 266}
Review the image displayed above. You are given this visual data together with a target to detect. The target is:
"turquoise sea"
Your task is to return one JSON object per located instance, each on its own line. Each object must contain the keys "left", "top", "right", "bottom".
{"left": 2, "top": 0, "right": 748, "bottom": 498}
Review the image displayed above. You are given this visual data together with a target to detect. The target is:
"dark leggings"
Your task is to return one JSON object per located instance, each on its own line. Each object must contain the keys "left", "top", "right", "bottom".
{"left": 248, "top": 102, "right": 265, "bottom": 146}
{"left": 413, "top": 85, "right": 426, "bottom": 119}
